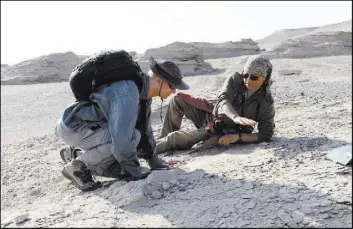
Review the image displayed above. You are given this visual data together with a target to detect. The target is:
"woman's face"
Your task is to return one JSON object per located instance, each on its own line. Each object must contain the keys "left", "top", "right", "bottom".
{"left": 243, "top": 71, "right": 265, "bottom": 90}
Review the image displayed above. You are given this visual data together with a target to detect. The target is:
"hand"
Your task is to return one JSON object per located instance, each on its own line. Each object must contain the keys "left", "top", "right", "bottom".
{"left": 191, "top": 141, "right": 204, "bottom": 150}
{"left": 187, "top": 141, "right": 205, "bottom": 154}
{"left": 233, "top": 117, "right": 257, "bottom": 127}
{"left": 152, "top": 160, "right": 181, "bottom": 170}
{"left": 218, "top": 134, "right": 240, "bottom": 146}
{"left": 163, "top": 160, "right": 180, "bottom": 167}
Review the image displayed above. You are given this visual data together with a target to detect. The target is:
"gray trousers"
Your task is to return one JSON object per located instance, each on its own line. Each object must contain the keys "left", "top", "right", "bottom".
{"left": 55, "top": 119, "right": 121, "bottom": 176}
{"left": 156, "top": 94, "right": 212, "bottom": 154}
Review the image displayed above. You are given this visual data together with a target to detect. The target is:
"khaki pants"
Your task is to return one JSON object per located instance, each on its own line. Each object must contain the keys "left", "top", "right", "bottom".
{"left": 156, "top": 94, "right": 212, "bottom": 154}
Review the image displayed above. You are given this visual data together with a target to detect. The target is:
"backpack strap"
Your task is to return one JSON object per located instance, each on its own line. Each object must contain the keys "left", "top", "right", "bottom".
{"left": 136, "top": 99, "right": 154, "bottom": 159}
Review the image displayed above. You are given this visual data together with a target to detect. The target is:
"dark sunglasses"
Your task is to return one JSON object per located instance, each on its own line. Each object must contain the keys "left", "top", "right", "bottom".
{"left": 168, "top": 83, "right": 175, "bottom": 89}
{"left": 243, "top": 73, "right": 260, "bottom": 81}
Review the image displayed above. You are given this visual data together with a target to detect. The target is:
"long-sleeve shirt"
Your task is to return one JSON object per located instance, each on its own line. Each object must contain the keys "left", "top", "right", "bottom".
{"left": 213, "top": 72, "right": 275, "bottom": 142}
{"left": 60, "top": 74, "right": 156, "bottom": 177}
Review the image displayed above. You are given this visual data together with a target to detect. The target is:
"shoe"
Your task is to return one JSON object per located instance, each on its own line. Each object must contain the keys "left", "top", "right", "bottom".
{"left": 62, "top": 159, "right": 102, "bottom": 192}
{"left": 60, "top": 146, "right": 83, "bottom": 164}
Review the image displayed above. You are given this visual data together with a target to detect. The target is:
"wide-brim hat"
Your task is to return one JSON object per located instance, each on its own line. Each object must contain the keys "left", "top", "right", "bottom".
{"left": 149, "top": 56, "right": 189, "bottom": 90}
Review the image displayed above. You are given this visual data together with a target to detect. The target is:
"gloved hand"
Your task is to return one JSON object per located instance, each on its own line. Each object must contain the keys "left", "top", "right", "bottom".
{"left": 218, "top": 134, "right": 240, "bottom": 146}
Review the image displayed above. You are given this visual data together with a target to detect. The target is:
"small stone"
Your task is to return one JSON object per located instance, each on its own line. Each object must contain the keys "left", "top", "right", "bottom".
{"left": 14, "top": 213, "right": 30, "bottom": 225}
{"left": 300, "top": 205, "right": 312, "bottom": 214}
{"left": 320, "top": 199, "right": 333, "bottom": 207}
{"left": 277, "top": 209, "right": 292, "bottom": 224}
{"left": 238, "top": 208, "right": 248, "bottom": 214}
{"left": 287, "top": 143, "right": 298, "bottom": 149}
{"left": 319, "top": 206, "right": 333, "bottom": 213}
{"left": 151, "top": 191, "right": 163, "bottom": 199}
{"left": 308, "top": 221, "right": 323, "bottom": 227}
{"left": 243, "top": 182, "right": 254, "bottom": 190}
{"left": 30, "top": 189, "right": 41, "bottom": 196}
{"left": 243, "top": 201, "right": 256, "bottom": 209}
{"left": 179, "top": 187, "right": 186, "bottom": 192}
{"left": 288, "top": 222, "right": 300, "bottom": 228}
{"left": 291, "top": 210, "right": 303, "bottom": 223}
{"left": 143, "top": 185, "right": 155, "bottom": 195}
{"left": 1, "top": 219, "right": 13, "bottom": 227}
{"left": 237, "top": 219, "right": 250, "bottom": 227}
{"left": 162, "top": 182, "right": 170, "bottom": 190}
{"left": 232, "top": 180, "right": 243, "bottom": 188}
{"left": 300, "top": 92, "right": 304, "bottom": 96}
{"left": 169, "top": 179, "right": 177, "bottom": 186}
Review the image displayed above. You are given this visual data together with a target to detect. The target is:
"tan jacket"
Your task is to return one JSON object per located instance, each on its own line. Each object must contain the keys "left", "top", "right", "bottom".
{"left": 213, "top": 72, "right": 275, "bottom": 142}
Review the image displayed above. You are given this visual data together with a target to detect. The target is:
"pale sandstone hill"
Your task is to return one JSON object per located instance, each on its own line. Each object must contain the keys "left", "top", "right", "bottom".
{"left": 257, "top": 27, "right": 319, "bottom": 51}
{"left": 1, "top": 64, "right": 11, "bottom": 75}
{"left": 138, "top": 39, "right": 260, "bottom": 75}
{"left": 260, "top": 20, "right": 352, "bottom": 58}
{"left": 1, "top": 52, "right": 87, "bottom": 85}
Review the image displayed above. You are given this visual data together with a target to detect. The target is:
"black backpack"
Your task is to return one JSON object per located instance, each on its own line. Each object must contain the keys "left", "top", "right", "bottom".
{"left": 68, "top": 50, "right": 154, "bottom": 159}
{"left": 69, "top": 50, "right": 143, "bottom": 101}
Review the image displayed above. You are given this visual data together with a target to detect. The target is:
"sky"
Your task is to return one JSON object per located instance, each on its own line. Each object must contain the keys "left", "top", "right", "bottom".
{"left": 1, "top": 1, "right": 352, "bottom": 65}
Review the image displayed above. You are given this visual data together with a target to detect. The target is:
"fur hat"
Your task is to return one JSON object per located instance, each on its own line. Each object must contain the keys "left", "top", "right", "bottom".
{"left": 243, "top": 55, "right": 273, "bottom": 79}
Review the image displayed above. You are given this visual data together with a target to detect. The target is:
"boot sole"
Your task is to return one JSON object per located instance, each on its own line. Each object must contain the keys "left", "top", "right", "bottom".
{"left": 62, "top": 169, "right": 101, "bottom": 192}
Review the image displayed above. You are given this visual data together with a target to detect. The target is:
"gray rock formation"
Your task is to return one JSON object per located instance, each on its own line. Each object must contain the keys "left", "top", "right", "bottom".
{"left": 1, "top": 64, "right": 11, "bottom": 75}
{"left": 139, "top": 42, "right": 204, "bottom": 62}
{"left": 191, "top": 39, "right": 260, "bottom": 59}
{"left": 257, "top": 27, "right": 319, "bottom": 51}
{"left": 260, "top": 20, "right": 352, "bottom": 58}
{"left": 138, "top": 40, "right": 260, "bottom": 75}
{"left": 268, "top": 31, "right": 352, "bottom": 58}
{"left": 1, "top": 52, "right": 87, "bottom": 85}
{"left": 138, "top": 42, "right": 213, "bottom": 76}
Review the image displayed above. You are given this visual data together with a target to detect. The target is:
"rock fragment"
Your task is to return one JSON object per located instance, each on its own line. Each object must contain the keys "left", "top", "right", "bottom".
{"left": 151, "top": 191, "right": 163, "bottom": 199}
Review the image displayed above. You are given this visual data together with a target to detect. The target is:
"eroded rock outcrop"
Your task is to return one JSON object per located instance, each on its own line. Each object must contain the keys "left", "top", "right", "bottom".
{"left": 191, "top": 39, "right": 260, "bottom": 59}
{"left": 1, "top": 52, "right": 87, "bottom": 85}
{"left": 138, "top": 42, "right": 214, "bottom": 75}
{"left": 261, "top": 20, "right": 352, "bottom": 58}
{"left": 1, "top": 64, "right": 11, "bottom": 75}
{"left": 138, "top": 39, "right": 260, "bottom": 76}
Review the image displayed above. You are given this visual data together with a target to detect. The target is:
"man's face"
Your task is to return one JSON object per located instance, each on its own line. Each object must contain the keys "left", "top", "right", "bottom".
{"left": 243, "top": 71, "right": 265, "bottom": 90}
{"left": 159, "top": 81, "right": 176, "bottom": 99}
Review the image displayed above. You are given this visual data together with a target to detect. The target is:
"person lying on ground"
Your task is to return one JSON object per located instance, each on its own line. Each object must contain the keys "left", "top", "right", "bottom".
{"left": 155, "top": 55, "right": 275, "bottom": 154}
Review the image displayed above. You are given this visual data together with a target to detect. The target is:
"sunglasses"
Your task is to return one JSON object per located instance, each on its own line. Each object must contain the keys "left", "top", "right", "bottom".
{"left": 243, "top": 73, "right": 261, "bottom": 81}
{"left": 168, "top": 83, "right": 175, "bottom": 89}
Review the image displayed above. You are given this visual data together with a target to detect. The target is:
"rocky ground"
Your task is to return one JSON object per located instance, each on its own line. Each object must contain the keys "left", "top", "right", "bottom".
{"left": 1, "top": 55, "right": 352, "bottom": 228}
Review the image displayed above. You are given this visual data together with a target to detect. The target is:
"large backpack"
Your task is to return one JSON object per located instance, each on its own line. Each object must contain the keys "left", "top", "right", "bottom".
{"left": 69, "top": 50, "right": 143, "bottom": 101}
{"left": 68, "top": 50, "right": 154, "bottom": 160}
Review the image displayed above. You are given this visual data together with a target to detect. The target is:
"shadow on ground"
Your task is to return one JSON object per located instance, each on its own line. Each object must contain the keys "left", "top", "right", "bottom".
{"left": 163, "top": 135, "right": 351, "bottom": 160}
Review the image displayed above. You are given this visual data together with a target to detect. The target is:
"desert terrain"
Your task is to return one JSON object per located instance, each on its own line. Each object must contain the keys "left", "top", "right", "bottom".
{"left": 1, "top": 20, "right": 352, "bottom": 228}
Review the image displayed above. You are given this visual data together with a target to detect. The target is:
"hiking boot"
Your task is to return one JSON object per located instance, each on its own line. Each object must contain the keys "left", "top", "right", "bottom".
{"left": 60, "top": 146, "right": 83, "bottom": 164}
{"left": 62, "top": 159, "right": 102, "bottom": 192}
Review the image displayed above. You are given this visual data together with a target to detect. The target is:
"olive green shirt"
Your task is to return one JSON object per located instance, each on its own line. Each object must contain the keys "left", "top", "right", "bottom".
{"left": 214, "top": 72, "right": 275, "bottom": 142}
